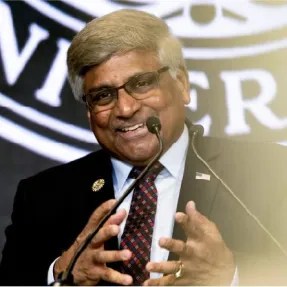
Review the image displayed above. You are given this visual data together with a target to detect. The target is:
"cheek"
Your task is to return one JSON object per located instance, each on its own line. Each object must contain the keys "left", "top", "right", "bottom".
{"left": 88, "top": 111, "right": 114, "bottom": 144}
{"left": 157, "top": 87, "right": 186, "bottom": 129}
{"left": 89, "top": 110, "right": 111, "bottom": 129}
{"left": 89, "top": 111, "right": 115, "bottom": 149}
{"left": 156, "top": 87, "right": 185, "bottom": 112}
{"left": 147, "top": 88, "right": 174, "bottom": 109}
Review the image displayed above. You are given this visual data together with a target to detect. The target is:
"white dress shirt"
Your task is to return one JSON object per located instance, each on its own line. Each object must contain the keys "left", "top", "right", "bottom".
{"left": 111, "top": 125, "right": 189, "bottom": 278}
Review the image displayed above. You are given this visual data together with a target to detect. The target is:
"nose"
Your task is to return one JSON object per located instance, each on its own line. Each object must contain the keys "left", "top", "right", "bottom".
{"left": 113, "top": 89, "right": 141, "bottom": 118}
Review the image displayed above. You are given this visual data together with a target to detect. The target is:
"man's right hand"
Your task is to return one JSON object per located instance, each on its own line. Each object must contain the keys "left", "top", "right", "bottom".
{"left": 54, "top": 199, "right": 133, "bottom": 285}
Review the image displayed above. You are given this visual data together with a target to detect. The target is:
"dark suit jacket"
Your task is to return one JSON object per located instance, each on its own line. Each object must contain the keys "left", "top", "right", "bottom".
{"left": 1, "top": 127, "right": 287, "bottom": 285}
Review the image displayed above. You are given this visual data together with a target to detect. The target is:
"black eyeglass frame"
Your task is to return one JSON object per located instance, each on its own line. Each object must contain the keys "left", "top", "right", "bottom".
{"left": 82, "top": 66, "right": 169, "bottom": 109}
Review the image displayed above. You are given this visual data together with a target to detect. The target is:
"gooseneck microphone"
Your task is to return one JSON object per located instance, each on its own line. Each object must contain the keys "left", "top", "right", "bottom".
{"left": 146, "top": 116, "right": 162, "bottom": 135}
{"left": 53, "top": 117, "right": 163, "bottom": 286}
{"left": 190, "top": 124, "right": 287, "bottom": 257}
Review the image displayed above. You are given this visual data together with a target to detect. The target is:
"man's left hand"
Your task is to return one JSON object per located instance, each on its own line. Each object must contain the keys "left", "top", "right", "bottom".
{"left": 143, "top": 201, "right": 235, "bottom": 286}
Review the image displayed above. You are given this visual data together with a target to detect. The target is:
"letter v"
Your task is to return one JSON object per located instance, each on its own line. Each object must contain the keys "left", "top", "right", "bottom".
{"left": 0, "top": 2, "right": 48, "bottom": 85}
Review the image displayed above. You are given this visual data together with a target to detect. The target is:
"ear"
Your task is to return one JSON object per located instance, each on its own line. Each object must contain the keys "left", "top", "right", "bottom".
{"left": 86, "top": 109, "right": 92, "bottom": 129}
{"left": 176, "top": 69, "right": 190, "bottom": 105}
{"left": 87, "top": 109, "right": 91, "bottom": 119}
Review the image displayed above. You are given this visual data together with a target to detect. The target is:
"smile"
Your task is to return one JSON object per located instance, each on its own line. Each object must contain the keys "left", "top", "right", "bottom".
{"left": 115, "top": 122, "right": 150, "bottom": 140}
{"left": 117, "top": 123, "right": 144, "bottom": 133}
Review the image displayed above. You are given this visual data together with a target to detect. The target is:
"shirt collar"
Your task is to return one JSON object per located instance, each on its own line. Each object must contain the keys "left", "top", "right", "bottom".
{"left": 111, "top": 125, "right": 189, "bottom": 192}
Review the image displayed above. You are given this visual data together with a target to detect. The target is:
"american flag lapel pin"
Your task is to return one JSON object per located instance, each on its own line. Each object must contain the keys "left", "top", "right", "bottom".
{"left": 195, "top": 172, "right": 211, "bottom": 181}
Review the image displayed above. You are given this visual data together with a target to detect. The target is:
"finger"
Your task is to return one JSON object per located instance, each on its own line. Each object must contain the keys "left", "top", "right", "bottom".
{"left": 175, "top": 201, "right": 215, "bottom": 238}
{"left": 105, "top": 208, "right": 127, "bottom": 226}
{"left": 87, "top": 266, "right": 133, "bottom": 285}
{"left": 73, "top": 200, "right": 117, "bottom": 248}
{"left": 90, "top": 209, "right": 127, "bottom": 247}
{"left": 90, "top": 224, "right": 120, "bottom": 248}
{"left": 175, "top": 210, "right": 199, "bottom": 238}
{"left": 92, "top": 249, "right": 132, "bottom": 263}
{"left": 81, "top": 199, "right": 116, "bottom": 237}
{"left": 158, "top": 237, "right": 186, "bottom": 256}
{"left": 143, "top": 274, "right": 175, "bottom": 286}
{"left": 186, "top": 200, "right": 196, "bottom": 211}
{"left": 146, "top": 260, "right": 181, "bottom": 275}
{"left": 185, "top": 201, "right": 217, "bottom": 236}
{"left": 91, "top": 266, "right": 133, "bottom": 286}
{"left": 88, "top": 199, "right": 116, "bottom": 227}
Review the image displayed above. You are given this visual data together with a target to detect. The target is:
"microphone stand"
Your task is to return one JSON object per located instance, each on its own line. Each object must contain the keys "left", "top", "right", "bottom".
{"left": 53, "top": 117, "right": 163, "bottom": 286}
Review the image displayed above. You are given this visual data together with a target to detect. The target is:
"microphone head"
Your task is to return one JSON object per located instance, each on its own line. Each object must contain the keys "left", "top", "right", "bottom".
{"left": 190, "top": 124, "right": 204, "bottom": 137}
{"left": 146, "top": 117, "right": 161, "bottom": 134}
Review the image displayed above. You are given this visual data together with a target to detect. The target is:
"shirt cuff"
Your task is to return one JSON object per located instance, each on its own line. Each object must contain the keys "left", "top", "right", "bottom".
{"left": 47, "top": 257, "right": 59, "bottom": 285}
{"left": 231, "top": 267, "right": 239, "bottom": 286}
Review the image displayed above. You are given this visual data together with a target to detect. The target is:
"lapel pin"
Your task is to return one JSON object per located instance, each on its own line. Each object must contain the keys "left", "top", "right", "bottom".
{"left": 92, "top": 179, "right": 105, "bottom": 192}
{"left": 195, "top": 172, "right": 211, "bottom": 181}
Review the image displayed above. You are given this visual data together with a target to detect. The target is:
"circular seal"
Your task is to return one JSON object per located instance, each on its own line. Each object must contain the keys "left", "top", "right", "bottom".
{"left": 0, "top": 0, "right": 286, "bottom": 163}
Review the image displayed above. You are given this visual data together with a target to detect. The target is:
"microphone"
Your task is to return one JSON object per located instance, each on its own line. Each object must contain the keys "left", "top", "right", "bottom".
{"left": 189, "top": 124, "right": 204, "bottom": 137}
{"left": 53, "top": 117, "right": 163, "bottom": 286}
{"left": 190, "top": 124, "right": 287, "bottom": 257}
{"left": 146, "top": 116, "right": 161, "bottom": 134}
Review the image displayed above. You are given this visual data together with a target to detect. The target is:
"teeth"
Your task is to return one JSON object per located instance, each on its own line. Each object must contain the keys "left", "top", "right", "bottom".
{"left": 121, "top": 123, "right": 144, "bottom": 132}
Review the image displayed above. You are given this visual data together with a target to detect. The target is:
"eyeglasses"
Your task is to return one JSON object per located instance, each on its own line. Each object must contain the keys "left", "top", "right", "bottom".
{"left": 82, "top": 66, "right": 169, "bottom": 110}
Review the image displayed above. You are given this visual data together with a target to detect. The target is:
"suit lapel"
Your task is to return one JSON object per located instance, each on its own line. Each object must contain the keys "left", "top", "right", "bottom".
{"left": 79, "top": 151, "right": 119, "bottom": 252}
{"left": 169, "top": 128, "right": 224, "bottom": 260}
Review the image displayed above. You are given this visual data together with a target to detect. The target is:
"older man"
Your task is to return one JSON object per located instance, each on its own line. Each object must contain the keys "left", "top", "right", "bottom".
{"left": 0, "top": 9, "right": 287, "bottom": 286}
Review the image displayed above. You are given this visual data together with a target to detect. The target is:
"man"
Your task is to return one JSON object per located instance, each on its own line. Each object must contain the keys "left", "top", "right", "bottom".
{"left": 0, "top": 9, "right": 287, "bottom": 286}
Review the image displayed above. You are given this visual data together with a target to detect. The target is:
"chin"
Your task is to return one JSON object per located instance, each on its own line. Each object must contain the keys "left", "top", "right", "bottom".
{"left": 127, "top": 155, "right": 154, "bottom": 166}
{"left": 118, "top": 142, "right": 158, "bottom": 162}
{"left": 122, "top": 150, "right": 157, "bottom": 166}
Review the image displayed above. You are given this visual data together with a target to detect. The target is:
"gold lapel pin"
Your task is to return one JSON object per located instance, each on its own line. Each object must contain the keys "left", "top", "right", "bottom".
{"left": 92, "top": 179, "right": 105, "bottom": 192}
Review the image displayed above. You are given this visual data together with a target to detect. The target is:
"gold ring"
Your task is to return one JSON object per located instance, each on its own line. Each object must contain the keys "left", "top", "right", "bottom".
{"left": 174, "top": 261, "right": 184, "bottom": 279}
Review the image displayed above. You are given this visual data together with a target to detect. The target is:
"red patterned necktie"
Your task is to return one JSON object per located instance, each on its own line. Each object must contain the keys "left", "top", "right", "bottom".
{"left": 120, "top": 162, "right": 163, "bottom": 285}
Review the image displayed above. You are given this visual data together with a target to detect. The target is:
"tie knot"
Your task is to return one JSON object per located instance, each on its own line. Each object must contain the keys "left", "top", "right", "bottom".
{"left": 149, "top": 161, "right": 163, "bottom": 177}
{"left": 128, "top": 166, "right": 144, "bottom": 179}
{"left": 128, "top": 162, "right": 163, "bottom": 180}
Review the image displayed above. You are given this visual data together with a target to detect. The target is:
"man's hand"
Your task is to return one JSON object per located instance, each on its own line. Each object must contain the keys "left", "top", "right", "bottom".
{"left": 54, "top": 199, "right": 133, "bottom": 286}
{"left": 144, "top": 201, "right": 235, "bottom": 286}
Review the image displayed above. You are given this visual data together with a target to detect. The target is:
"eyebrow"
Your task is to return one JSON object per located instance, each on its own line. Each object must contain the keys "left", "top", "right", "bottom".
{"left": 87, "top": 85, "right": 114, "bottom": 94}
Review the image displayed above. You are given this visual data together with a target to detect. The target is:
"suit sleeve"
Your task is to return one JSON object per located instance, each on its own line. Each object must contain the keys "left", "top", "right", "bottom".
{"left": 0, "top": 179, "right": 65, "bottom": 285}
